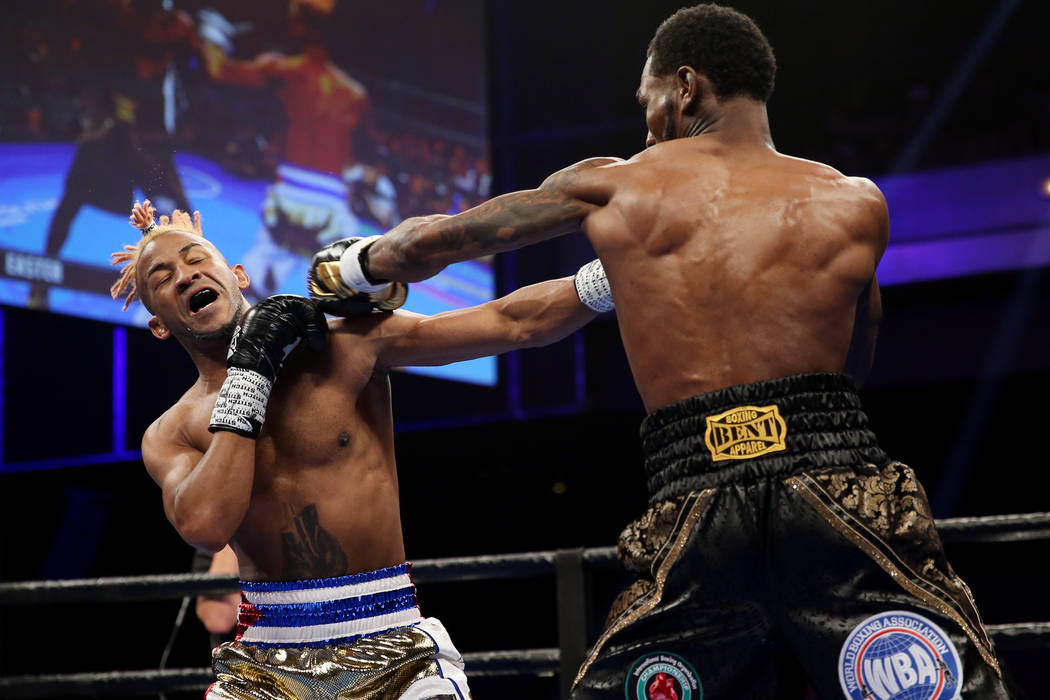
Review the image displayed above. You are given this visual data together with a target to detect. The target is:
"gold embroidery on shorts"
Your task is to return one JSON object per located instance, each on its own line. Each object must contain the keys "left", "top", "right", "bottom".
{"left": 787, "top": 473, "right": 1001, "bottom": 677}
{"left": 704, "top": 404, "right": 787, "bottom": 461}
{"left": 571, "top": 488, "right": 714, "bottom": 693}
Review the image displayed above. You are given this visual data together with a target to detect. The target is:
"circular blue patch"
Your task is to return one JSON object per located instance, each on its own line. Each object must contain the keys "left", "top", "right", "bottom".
{"left": 624, "top": 651, "right": 702, "bottom": 700}
{"left": 838, "top": 610, "right": 963, "bottom": 700}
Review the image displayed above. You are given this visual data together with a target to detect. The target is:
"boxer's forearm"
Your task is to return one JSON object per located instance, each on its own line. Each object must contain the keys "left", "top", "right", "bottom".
{"left": 373, "top": 276, "right": 599, "bottom": 370}
{"left": 368, "top": 187, "right": 591, "bottom": 282}
{"left": 496, "top": 277, "right": 599, "bottom": 348}
{"left": 170, "top": 433, "right": 256, "bottom": 553}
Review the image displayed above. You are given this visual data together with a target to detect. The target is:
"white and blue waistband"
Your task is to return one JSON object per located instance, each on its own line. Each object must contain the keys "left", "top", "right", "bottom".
{"left": 237, "top": 563, "right": 421, "bottom": 648}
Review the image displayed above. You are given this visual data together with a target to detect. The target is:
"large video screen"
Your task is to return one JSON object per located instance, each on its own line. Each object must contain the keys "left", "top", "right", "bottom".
{"left": 0, "top": 0, "right": 496, "bottom": 385}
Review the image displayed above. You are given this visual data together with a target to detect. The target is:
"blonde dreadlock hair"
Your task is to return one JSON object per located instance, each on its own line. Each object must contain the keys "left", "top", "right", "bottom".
{"left": 110, "top": 200, "right": 205, "bottom": 310}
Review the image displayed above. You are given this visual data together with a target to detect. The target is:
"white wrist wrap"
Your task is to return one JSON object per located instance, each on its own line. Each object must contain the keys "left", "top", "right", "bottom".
{"left": 338, "top": 236, "right": 392, "bottom": 294}
{"left": 209, "top": 367, "right": 273, "bottom": 438}
{"left": 574, "top": 259, "right": 614, "bottom": 312}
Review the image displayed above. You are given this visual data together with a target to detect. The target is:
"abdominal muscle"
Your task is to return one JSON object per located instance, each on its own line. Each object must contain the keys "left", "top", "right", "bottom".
{"left": 231, "top": 460, "right": 407, "bottom": 582}
{"left": 228, "top": 354, "right": 408, "bottom": 582}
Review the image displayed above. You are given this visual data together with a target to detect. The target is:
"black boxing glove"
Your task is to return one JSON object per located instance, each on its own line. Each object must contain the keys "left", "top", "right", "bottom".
{"left": 308, "top": 236, "right": 408, "bottom": 317}
{"left": 208, "top": 295, "right": 327, "bottom": 438}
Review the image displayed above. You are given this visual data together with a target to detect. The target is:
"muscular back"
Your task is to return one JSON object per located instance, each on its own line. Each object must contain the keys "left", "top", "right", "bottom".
{"left": 584, "top": 138, "right": 888, "bottom": 411}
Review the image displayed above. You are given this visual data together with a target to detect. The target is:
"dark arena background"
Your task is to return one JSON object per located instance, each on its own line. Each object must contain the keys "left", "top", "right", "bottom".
{"left": 1, "top": 1, "right": 1048, "bottom": 699}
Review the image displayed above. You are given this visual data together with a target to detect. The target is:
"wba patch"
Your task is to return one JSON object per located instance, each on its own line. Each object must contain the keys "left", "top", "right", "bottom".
{"left": 838, "top": 610, "right": 963, "bottom": 700}
{"left": 624, "top": 652, "right": 701, "bottom": 700}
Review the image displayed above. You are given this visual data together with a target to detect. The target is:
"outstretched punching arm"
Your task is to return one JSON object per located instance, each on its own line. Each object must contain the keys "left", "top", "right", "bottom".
{"left": 314, "top": 158, "right": 622, "bottom": 291}
{"left": 364, "top": 258, "right": 613, "bottom": 370}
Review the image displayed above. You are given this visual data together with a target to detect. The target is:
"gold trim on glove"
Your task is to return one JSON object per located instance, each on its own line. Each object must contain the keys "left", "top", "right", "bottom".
{"left": 309, "top": 261, "right": 408, "bottom": 312}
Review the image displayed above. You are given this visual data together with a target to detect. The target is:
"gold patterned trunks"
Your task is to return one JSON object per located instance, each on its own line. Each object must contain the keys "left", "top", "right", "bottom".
{"left": 207, "top": 563, "right": 470, "bottom": 700}
{"left": 572, "top": 373, "right": 1010, "bottom": 700}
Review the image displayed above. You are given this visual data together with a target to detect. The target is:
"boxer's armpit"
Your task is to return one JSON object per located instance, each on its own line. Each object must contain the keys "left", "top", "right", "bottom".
{"left": 280, "top": 503, "right": 349, "bottom": 579}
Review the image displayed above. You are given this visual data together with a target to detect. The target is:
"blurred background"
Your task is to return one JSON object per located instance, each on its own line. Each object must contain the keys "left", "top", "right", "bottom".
{"left": 1, "top": 0, "right": 1048, "bottom": 698}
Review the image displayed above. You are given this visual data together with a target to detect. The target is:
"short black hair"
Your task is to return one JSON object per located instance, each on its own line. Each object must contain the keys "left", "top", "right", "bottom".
{"left": 647, "top": 4, "right": 776, "bottom": 102}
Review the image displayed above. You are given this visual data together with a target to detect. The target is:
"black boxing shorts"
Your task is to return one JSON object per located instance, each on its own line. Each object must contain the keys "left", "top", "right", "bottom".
{"left": 571, "top": 373, "right": 1011, "bottom": 700}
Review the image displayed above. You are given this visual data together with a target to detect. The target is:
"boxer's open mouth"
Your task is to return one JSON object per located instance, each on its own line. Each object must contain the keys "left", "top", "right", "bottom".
{"left": 189, "top": 288, "right": 219, "bottom": 314}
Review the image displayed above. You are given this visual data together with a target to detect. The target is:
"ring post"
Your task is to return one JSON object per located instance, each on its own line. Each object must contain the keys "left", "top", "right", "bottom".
{"left": 556, "top": 547, "right": 589, "bottom": 699}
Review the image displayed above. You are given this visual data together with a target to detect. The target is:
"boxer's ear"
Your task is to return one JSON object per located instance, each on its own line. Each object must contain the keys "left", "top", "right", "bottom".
{"left": 232, "top": 264, "right": 250, "bottom": 290}
{"left": 677, "top": 67, "right": 705, "bottom": 115}
{"left": 148, "top": 315, "right": 171, "bottom": 340}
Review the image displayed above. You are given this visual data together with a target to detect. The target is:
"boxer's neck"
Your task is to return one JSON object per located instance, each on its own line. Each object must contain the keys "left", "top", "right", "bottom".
{"left": 182, "top": 339, "right": 232, "bottom": 392}
{"left": 689, "top": 97, "right": 772, "bottom": 148}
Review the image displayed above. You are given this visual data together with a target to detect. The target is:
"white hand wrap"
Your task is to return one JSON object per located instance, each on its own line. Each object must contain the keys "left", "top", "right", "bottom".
{"left": 208, "top": 367, "right": 273, "bottom": 438}
{"left": 574, "top": 259, "right": 614, "bottom": 312}
{"left": 338, "top": 236, "right": 393, "bottom": 294}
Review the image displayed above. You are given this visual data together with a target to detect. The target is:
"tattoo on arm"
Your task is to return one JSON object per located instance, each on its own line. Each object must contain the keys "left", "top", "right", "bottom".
{"left": 431, "top": 181, "right": 593, "bottom": 257}
{"left": 280, "top": 504, "right": 348, "bottom": 579}
{"left": 369, "top": 160, "right": 608, "bottom": 281}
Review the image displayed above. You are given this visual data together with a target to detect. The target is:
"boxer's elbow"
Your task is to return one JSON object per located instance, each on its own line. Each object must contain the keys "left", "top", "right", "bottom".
{"left": 491, "top": 295, "right": 547, "bottom": 348}
{"left": 178, "top": 523, "right": 229, "bottom": 555}
{"left": 173, "top": 504, "right": 235, "bottom": 554}
{"left": 497, "top": 281, "right": 590, "bottom": 349}
{"left": 506, "top": 307, "right": 580, "bottom": 349}
{"left": 520, "top": 317, "right": 589, "bottom": 349}
{"left": 510, "top": 320, "right": 543, "bottom": 349}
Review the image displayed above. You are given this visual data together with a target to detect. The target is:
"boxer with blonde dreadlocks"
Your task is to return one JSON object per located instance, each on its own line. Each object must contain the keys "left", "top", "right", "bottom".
{"left": 112, "top": 199, "right": 612, "bottom": 699}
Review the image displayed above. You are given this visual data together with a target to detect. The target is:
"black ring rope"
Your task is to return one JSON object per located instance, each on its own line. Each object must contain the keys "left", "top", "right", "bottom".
{"left": 1, "top": 512, "right": 1047, "bottom": 606}
{"left": 932, "top": 511, "right": 1050, "bottom": 543}
{"left": 1, "top": 512, "right": 1047, "bottom": 697}
{"left": 2, "top": 625, "right": 1048, "bottom": 697}
{"left": 0, "top": 649, "right": 563, "bottom": 698}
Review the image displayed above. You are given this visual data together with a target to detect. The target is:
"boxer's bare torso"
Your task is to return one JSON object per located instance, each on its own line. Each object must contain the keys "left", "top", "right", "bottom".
{"left": 344, "top": 11, "right": 1011, "bottom": 696}
{"left": 146, "top": 326, "right": 405, "bottom": 582}
{"left": 367, "top": 92, "right": 889, "bottom": 412}
{"left": 367, "top": 107, "right": 886, "bottom": 413}
{"left": 135, "top": 228, "right": 595, "bottom": 581}
{"left": 573, "top": 135, "right": 888, "bottom": 411}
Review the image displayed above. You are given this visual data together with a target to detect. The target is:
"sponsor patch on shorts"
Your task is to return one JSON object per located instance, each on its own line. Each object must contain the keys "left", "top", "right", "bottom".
{"left": 838, "top": 610, "right": 963, "bottom": 700}
{"left": 625, "top": 652, "right": 701, "bottom": 700}
{"left": 703, "top": 404, "right": 787, "bottom": 461}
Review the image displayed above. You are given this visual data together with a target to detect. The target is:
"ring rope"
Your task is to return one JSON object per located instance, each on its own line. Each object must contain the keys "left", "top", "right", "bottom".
{"left": 933, "top": 511, "right": 1050, "bottom": 543}
{"left": 2, "top": 625, "right": 1048, "bottom": 697}
{"left": 1, "top": 512, "right": 1047, "bottom": 606}
{"left": 0, "top": 649, "right": 562, "bottom": 698}
{"left": 1, "top": 512, "right": 1046, "bottom": 696}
